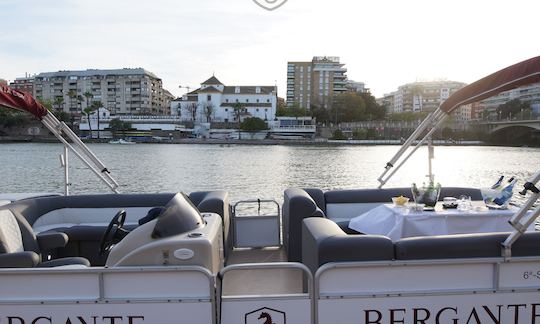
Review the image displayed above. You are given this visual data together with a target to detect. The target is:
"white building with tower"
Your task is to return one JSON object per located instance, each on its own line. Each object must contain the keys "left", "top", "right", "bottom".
{"left": 171, "top": 76, "right": 277, "bottom": 123}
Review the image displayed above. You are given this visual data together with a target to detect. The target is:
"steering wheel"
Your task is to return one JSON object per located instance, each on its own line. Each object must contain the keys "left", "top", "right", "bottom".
{"left": 99, "top": 210, "right": 128, "bottom": 255}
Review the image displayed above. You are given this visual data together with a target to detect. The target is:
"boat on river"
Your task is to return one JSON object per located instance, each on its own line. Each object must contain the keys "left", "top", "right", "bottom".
{"left": 108, "top": 139, "right": 136, "bottom": 145}
{"left": 0, "top": 57, "right": 540, "bottom": 324}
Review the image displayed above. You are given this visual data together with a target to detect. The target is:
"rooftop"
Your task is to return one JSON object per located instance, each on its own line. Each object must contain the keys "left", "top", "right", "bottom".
{"left": 35, "top": 68, "right": 160, "bottom": 80}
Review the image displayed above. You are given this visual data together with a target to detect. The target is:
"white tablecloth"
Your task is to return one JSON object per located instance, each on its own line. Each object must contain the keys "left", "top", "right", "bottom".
{"left": 348, "top": 204, "right": 531, "bottom": 242}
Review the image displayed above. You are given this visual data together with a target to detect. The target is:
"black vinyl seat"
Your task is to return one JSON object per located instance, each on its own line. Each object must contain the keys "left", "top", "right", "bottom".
{"left": 0, "top": 208, "right": 90, "bottom": 268}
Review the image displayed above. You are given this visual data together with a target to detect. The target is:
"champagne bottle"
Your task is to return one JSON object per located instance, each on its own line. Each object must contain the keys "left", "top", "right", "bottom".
{"left": 491, "top": 176, "right": 504, "bottom": 189}
{"left": 493, "top": 178, "right": 518, "bottom": 206}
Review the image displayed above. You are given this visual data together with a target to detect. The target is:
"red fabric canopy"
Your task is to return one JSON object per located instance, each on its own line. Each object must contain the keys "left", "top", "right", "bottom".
{"left": 441, "top": 55, "right": 540, "bottom": 114}
{"left": 0, "top": 84, "right": 48, "bottom": 119}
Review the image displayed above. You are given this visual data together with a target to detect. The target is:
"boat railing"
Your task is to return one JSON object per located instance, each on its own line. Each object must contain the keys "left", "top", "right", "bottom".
{"left": 232, "top": 199, "right": 281, "bottom": 248}
{"left": 0, "top": 265, "right": 217, "bottom": 323}
{"left": 218, "top": 262, "right": 313, "bottom": 324}
{"left": 503, "top": 169, "right": 540, "bottom": 257}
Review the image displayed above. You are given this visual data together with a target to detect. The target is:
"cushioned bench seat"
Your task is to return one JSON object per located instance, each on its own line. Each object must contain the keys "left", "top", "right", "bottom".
{"left": 284, "top": 187, "right": 483, "bottom": 262}
{"left": 395, "top": 231, "right": 540, "bottom": 260}
{"left": 302, "top": 217, "right": 540, "bottom": 272}
{"left": 302, "top": 217, "right": 394, "bottom": 274}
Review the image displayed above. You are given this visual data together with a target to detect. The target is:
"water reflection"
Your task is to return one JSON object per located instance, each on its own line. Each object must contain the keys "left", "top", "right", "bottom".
{"left": 1, "top": 143, "right": 539, "bottom": 204}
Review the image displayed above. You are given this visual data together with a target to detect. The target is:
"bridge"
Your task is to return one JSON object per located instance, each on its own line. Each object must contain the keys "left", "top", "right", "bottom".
{"left": 477, "top": 118, "right": 540, "bottom": 134}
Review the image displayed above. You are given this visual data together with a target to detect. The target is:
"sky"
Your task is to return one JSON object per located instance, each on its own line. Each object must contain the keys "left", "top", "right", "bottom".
{"left": 1, "top": 0, "right": 539, "bottom": 99}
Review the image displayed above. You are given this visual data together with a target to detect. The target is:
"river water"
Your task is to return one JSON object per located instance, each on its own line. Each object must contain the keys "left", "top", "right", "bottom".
{"left": 1, "top": 143, "right": 539, "bottom": 205}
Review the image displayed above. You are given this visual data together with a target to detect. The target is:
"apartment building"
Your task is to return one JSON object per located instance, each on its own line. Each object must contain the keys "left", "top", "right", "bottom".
{"left": 171, "top": 76, "right": 277, "bottom": 123}
{"left": 9, "top": 75, "right": 35, "bottom": 94}
{"left": 476, "top": 82, "right": 540, "bottom": 120}
{"left": 385, "top": 81, "right": 466, "bottom": 114}
{"left": 32, "top": 68, "right": 173, "bottom": 115}
{"left": 286, "top": 56, "right": 348, "bottom": 110}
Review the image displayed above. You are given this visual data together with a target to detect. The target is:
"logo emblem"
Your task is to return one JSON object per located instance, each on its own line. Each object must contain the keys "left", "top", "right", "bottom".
{"left": 245, "top": 307, "right": 286, "bottom": 324}
{"left": 252, "top": 0, "right": 288, "bottom": 11}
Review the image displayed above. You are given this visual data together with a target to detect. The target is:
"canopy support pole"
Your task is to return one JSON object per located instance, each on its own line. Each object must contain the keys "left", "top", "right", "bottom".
{"left": 502, "top": 170, "right": 540, "bottom": 258}
{"left": 60, "top": 146, "right": 70, "bottom": 196}
{"left": 41, "top": 113, "right": 120, "bottom": 194}
{"left": 377, "top": 108, "right": 448, "bottom": 188}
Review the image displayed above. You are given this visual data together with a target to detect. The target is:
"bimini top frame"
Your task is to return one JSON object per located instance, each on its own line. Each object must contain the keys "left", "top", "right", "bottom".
{"left": 0, "top": 84, "right": 120, "bottom": 194}
{"left": 377, "top": 55, "right": 540, "bottom": 258}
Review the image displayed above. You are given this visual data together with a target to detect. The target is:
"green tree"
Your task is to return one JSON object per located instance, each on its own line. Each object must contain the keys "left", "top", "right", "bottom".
{"left": 352, "top": 129, "right": 367, "bottom": 140}
{"left": 277, "top": 103, "right": 308, "bottom": 117}
{"left": 83, "top": 91, "right": 93, "bottom": 108}
{"left": 388, "top": 111, "right": 429, "bottom": 121}
{"left": 332, "top": 92, "right": 366, "bottom": 123}
{"left": 83, "top": 107, "right": 94, "bottom": 138}
{"left": 310, "top": 103, "right": 329, "bottom": 124}
{"left": 109, "top": 118, "right": 131, "bottom": 138}
{"left": 232, "top": 102, "right": 246, "bottom": 139}
{"left": 497, "top": 99, "right": 530, "bottom": 120}
{"left": 361, "top": 92, "right": 386, "bottom": 120}
{"left": 330, "top": 129, "right": 347, "bottom": 140}
{"left": 53, "top": 96, "right": 64, "bottom": 111}
{"left": 0, "top": 107, "right": 30, "bottom": 127}
{"left": 240, "top": 117, "right": 268, "bottom": 131}
{"left": 91, "top": 101, "right": 104, "bottom": 139}
{"left": 67, "top": 90, "right": 77, "bottom": 112}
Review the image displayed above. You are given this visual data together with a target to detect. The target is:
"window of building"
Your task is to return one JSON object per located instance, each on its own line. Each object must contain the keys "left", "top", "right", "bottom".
{"left": 267, "top": 99, "right": 270, "bottom": 103}
{"left": 235, "top": 87, "right": 240, "bottom": 94}
{"left": 207, "top": 95, "right": 211, "bottom": 101}
{"left": 256, "top": 108, "right": 259, "bottom": 112}
{"left": 246, "top": 99, "right": 249, "bottom": 103}
{"left": 236, "top": 99, "right": 239, "bottom": 103}
{"left": 225, "top": 99, "right": 229, "bottom": 103}
{"left": 225, "top": 108, "right": 228, "bottom": 112}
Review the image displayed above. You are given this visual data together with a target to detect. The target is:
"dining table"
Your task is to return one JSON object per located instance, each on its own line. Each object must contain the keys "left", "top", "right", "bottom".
{"left": 348, "top": 202, "right": 534, "bottom": 242}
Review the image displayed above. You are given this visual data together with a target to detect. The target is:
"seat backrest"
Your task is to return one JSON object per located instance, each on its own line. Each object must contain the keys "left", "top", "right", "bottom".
{"left": 0, "top": 210, "right": 24, "bottom": 253}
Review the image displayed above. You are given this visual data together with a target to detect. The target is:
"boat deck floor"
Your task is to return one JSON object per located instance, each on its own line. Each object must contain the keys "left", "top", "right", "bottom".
{"left": 221, "top": 247, "right": 304, "bottom": 296}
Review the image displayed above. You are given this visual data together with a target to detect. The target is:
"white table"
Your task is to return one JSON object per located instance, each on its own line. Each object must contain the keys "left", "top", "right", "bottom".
{"left": 348, "top": 203, "right": 532, "bottom": 242}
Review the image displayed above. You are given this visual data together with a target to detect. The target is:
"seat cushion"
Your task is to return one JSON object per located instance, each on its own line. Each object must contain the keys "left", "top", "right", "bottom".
{"left": 0, "top": 210, "right": 24, "bottom": 253}
{"left": 38, "top": 257, "right": 91, "bottom": 268}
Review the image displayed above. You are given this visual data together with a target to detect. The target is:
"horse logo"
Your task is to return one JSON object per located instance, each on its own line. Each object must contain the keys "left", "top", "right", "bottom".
{"left": 245, "top": 307, "right": 286, "bottom": 324}
{"left": 252, "top": 0, "right": 288, "bottom": 11}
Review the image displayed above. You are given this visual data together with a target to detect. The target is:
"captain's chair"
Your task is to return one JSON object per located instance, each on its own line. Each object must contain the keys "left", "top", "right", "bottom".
{"left": 0, "top": 209, "right": 90, "bottom": 268}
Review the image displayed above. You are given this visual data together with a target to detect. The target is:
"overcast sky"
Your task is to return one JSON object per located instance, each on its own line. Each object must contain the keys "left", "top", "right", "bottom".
{"left": 1, "top": 0, "right": 539, "bottom": 99}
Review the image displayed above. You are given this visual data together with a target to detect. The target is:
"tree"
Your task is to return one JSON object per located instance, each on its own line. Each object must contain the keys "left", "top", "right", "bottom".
{"left": 232, "top": 102, "right": 246, "bottom": 139}
{"left": 332, "top": 92, "right": 366, "bottom": 123}
{"left": 53, "top": 96, "right": 64, "bottom": 111}
{"left": 83, "top": 107, "right": 94, "bottom": 138}
{"left": 187, "top": 102, "right": 198, "bottom": 122}
{"left": 388, "top": 111, "right": 429, "bottom": 122}
{"left": 361, "top": 92, "right": 386, "bottom": 120}
{"left": 109, "top": 118, "right": 131, "bottom": 138}
{"left": 91, "top": 101, "right": 104, "bottom": 139}
{"left": 204, "top": 102, "right": 214, "bottom": 123}
{"left": 330, "top": 129, "right": 346, "bottom": 140}
{"left": 310, "top": 103, "right": 329, "bottom": 124}
{"left": 67, "top": 90, "right": 77, "bottom": 112}
{"left": 240, "top": 117, "right": 268, "bottom": 131}
{"left": 497, "top": 99, "right": 529, "bottom": 120}
{"left": 277, "top": 103, "right": 308, "bottom": 117}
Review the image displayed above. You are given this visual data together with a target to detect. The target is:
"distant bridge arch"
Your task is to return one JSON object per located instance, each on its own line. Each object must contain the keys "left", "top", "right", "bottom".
{"left": 485, "top": 120, "right": 540, "bottom": 134}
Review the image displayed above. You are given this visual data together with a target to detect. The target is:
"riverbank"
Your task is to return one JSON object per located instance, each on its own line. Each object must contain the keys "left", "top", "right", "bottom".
{"left": 0, "top": 135, "right": 488, "bottom": 146}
